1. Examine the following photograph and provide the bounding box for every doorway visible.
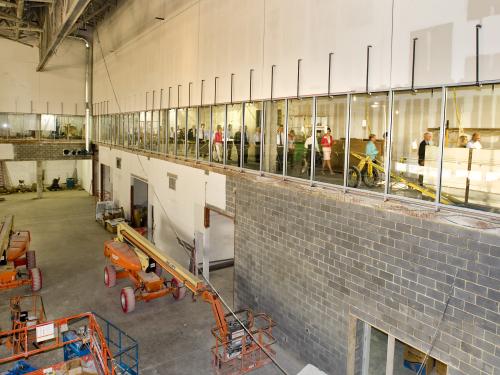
[100,164,112,201]
[130,177,148,232]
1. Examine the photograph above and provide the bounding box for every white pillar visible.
[36,161,43,199]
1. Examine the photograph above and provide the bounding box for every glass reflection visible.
[227,104,244,167]
[167,109,176,156]
[390,89,441,202]
[441,85,500,213]
[286,98,313,179]
[211,105,225,164]
[243,102,262,171]
[187,108,198,159]
[314,96,347,185]
[263,100,286,174]
[198,107,211,162]
[176,108,187,157]
[348,93,388,192]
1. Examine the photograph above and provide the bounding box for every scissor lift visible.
[0,312,138,375]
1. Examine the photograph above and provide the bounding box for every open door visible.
[130,177,148,233]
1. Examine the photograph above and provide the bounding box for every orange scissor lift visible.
[104,222,276,374]
[0,312,117,375]
[0,215,42,292]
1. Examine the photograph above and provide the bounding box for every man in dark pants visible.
[418,132,432,186]
[234,129,249,167]
[276,125,285,172]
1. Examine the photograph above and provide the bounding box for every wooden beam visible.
[0,0,16,8]
[0,33,34,46]
[0,25,41,31]
[37,0,91,71]
[15,0,24,39]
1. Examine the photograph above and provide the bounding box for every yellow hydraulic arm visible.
[116,222,229,336]
[116,222,205,295]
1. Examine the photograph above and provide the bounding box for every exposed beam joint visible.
[0,0,16,8]
[0,25,41,31]
[37,0,91,71]
[15,0,24,39]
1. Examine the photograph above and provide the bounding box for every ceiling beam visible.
[37,0,91,71]
[15,0,24,39]
[0,10,18,21]
[0,25,41,31]
[0,0,16,7]
[0,32,34,46]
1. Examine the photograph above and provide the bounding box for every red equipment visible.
[0,312,116,374]
[0,215,42,292]
[104,222,277,374]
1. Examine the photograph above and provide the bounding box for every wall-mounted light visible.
[2,123,8,128]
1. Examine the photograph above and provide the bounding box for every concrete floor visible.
[0,190,304,374]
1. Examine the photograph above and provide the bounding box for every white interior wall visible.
[0,38,86,115]
[93,0,500,113]
[4,159,91,190]
[98,147,227,266]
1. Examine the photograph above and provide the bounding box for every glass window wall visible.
[159,110,167,153]
[167,109,176,156]
[263,100,286,174]
[390,89,442,202]
[187,108,198,159]
[243,102,263,171]
[227,104,244,167]
[176,108,187,157]
[198,107,211,162]
[152,110,159,152]
[286,98,313,179]
[348,93,389,192]
[441,84,500,213]
[314,95,347,185]
[212,105,225,164]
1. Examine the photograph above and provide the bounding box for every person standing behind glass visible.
[227,124,234,161]
[320,127,335,175]
[287,129,296,171]
[466,132,482,149]
[253,127,261,164]
[199,123,207,157]
[213,125,223,162]
[418,132,432,186]
[234,128,249,167]
[188,124,196,155]
[457,135,468,148]
[365,133,379,161]
[302,131,319,175]
[276,125,285,172]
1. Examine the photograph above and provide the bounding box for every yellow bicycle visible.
[348,152,382,188]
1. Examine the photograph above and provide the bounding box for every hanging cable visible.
[415,268,458,375]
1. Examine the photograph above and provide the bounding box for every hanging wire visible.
[415,268,458,375]
[95,28,290,375]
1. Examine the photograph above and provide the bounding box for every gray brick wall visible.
[11,142,91,161]
[228,174,500,375]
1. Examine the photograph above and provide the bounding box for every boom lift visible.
[104,222,276,374]
[0,215,42,292]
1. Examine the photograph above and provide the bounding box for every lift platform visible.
[104,222,276,374]
[0,312,138,375]
[0,215,42,292]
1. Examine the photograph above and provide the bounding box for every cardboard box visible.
[403,345,435,375]
[435,360,447,375]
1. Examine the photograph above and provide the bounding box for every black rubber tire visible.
[362,167,379,188]
[30,268,42,292]
[348,166,361,188]
[171,278,186,300]
[120,287,135,313]
[26,250,36,270]
[104,265,116,288]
